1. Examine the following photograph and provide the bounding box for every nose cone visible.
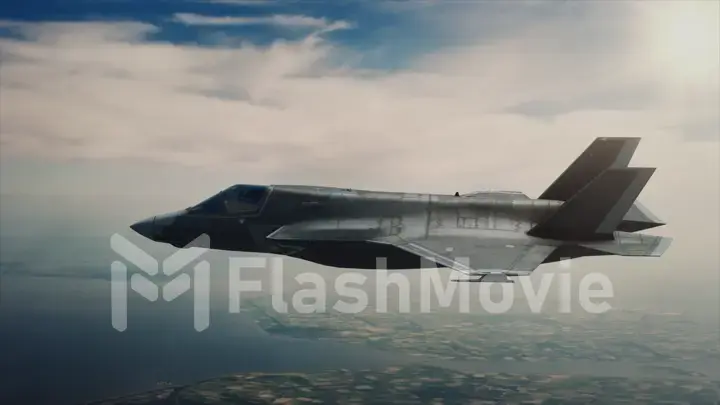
[154,210,183,227]
[130,216,156,240]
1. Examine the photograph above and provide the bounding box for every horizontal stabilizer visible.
[539,137,640,201]
[580,233,672,257]
[617,201,665,232]
[528,167,656,240]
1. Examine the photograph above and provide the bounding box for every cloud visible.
[0,20,157,43]
[172,12,352,32]
[0,2,716,192]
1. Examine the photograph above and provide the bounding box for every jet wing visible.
[385,237,556,275]
[267,219,556,275]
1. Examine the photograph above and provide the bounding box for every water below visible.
[1,274,718,405]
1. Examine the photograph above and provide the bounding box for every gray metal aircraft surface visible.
[131,137,671,282]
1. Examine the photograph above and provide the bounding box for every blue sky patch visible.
[0,0,453,68]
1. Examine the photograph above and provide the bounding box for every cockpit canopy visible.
[189,184,270,216]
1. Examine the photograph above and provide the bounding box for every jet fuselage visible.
[134,185,563,269]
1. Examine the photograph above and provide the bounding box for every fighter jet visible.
[131,137,671,282]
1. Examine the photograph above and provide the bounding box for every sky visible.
[0,0,719,304]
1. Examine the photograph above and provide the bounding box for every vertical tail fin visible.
[528,167,656,240]
[539,137,640,201]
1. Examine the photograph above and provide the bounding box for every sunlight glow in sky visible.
[640,0,720,86]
